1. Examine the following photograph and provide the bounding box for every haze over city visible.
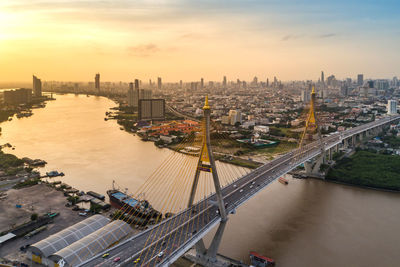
[1,0,400,82]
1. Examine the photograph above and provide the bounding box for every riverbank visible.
[326,150,400,191]
[0,95,54,124]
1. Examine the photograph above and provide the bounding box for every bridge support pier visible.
[304,150,325,178]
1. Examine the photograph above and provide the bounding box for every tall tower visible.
[357,74,364,86]
[32,75,42,97]
[222,76,227,88]
[157,77,162,90]
[135,79,140,107]
[321,71,325,84]
[95,73,100,93]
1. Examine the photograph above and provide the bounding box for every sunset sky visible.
[0,0,399,82]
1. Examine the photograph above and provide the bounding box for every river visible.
[1,94,399,266]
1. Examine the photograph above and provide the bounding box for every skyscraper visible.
[321,71,325,84]
[252,76,258,86]
[95,73,100,92]
[32,75,42,97]
[357,74,364,86]
[223,76,227,88]
[266,78,269,87]
[157,77,162,90]
[200,78,204,89]
[127,82,135,107]
[387,100,397,115]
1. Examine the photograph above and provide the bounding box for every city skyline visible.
[1,0,400,82]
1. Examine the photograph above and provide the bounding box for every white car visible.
[239,189,243,193]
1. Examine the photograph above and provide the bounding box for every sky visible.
[0,0,399,83]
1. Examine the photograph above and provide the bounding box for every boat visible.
[250,251,275,266]
[46,171,65,177]
[87,191,105,200]
[278,177,288,185]
[107,181,161,219]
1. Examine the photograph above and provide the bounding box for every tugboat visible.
[250,251,275,266]
[107,181,162,219]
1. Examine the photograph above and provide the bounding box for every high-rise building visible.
[138,99,165,121]
[327,75,335,86]
[387,100,397,115]
[266,78,269,87]
[200,78,204,89]
[357,74,364,86]
[252,76,258,86]
[127,83,135,107]
[228,110,242,125]
[179,80,183,89]
[393,77,398,87]
[223,76,227,88]
[4,88,32,105]
[95,73,100,92]
[32,75,42,97]
[157,77,162,90]
[340,85,349,97]
[321,71,325,84]
[139,89,152,99]
[376,80,389,90]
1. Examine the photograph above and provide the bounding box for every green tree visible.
[31,213,38,221]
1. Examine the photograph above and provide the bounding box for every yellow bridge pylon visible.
[294,85,326,173]
[299,85,324,148]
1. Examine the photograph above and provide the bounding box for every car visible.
[133,258,141,264]
[102,253,110,258]
[78,212,87,216]
[157,251,165,262]
[233,184,237,188]
[239,189,243,193]
[161,241,167,247]
[250,185,253,188]
[113,257,121,262]
[251,181,255,185]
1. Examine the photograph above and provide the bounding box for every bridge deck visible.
[78,115,400,267]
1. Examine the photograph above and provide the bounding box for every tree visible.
[31,213,38,221]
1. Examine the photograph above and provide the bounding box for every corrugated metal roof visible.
[29,215,109,257]
[49,220,132,266]
[0,232,16,244]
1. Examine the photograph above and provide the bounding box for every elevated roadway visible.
[79,115,400,267]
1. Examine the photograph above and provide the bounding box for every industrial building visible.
[26,215,132,267]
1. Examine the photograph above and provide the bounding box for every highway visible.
[78,115,400,267]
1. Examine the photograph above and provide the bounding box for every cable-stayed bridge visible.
[77,94,400,267]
